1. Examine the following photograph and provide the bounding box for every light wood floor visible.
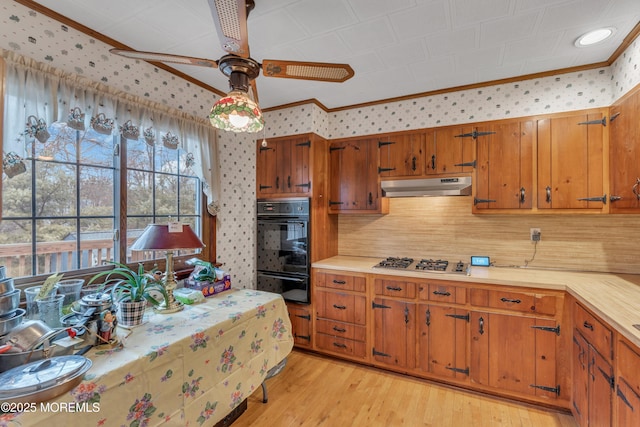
[235,350,578,427]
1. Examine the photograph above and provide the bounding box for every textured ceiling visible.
[30,0,640,110]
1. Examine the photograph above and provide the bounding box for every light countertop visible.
[312,255,640,349]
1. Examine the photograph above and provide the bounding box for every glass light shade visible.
[209,90,264,133]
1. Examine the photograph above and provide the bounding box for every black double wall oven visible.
[256,198,310,304]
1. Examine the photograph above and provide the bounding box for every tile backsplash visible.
[2,2,640,285]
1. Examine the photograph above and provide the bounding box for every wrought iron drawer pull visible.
[332,326,346,333]
[333,342,347,349]
[386,286,403,291]
[333,304,347,310]
[583,321,594,331]
[332,280,346,285]
[433,290,451,296]
[500,297,521,304]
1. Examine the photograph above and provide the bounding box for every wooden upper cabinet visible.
[424,125,476,175]
[328,138,387,214]
[474,120,534,211]
[256,135,311,197]
[610,88,640,212]
[378,132,425,177]
[537,110,606,211]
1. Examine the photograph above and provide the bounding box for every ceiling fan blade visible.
[261,59,354,83]
[110,48,219,68]
[208,0,251,58]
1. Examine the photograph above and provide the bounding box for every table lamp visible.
[130,223,204,313]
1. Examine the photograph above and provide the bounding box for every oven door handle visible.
[257,220,307,227]
[258,272,307,282]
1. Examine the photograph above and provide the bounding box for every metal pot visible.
[0,289,21,317]
[1,319,53,352]
[64,292,117,346]
[0,342,74,372]
[0,355,92,403]
[0,308,25,336]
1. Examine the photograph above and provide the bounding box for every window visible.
[0,55,218,282]
[0,122,202,279]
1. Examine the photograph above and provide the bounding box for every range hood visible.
[381,176,472,197]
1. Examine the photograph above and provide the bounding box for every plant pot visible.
[116,300,147,327]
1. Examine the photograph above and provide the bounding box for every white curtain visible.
[1,50,221,214]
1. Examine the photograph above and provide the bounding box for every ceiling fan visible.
[110,0,355,132]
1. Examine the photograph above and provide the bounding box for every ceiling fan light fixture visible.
[575,27,616,47]
[209,90,264,133]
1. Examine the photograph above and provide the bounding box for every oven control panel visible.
[257,198,309,217]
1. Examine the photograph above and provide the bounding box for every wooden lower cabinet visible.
[470,312,560,400]
[314,271,368,361]
[572,331,613,427]
[285,301,312,348]
[372,297,416,370]
[616,337,640,426]
[417,304,468,380]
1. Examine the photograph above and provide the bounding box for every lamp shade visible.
[209,90,264,133]
[130,224,204,251]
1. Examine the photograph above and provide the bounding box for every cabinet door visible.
[609,89,640,211]
[425,126,475,175]
[537,112,605,210]
[589,346,613,427]
[287,137,311,194]
[256,136,311,197]
[474,120,534,210]
[617,379,640,427]
[379,133,425,177]
[286,302,311,348]
[329,139,380,212]
[372,298,415,370]
[257,143,278,195]
[573,333,589,426]
[417,304,468,380]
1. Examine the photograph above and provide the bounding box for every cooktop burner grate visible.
[374,257,414,269]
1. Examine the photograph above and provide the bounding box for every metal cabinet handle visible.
[368,192,373,206]
[500,297,521,304]
[386,286,403,292]
[520,187,526,204]
[633,178,640,200]
[431,155,436,170]
[545,186,551,203]
[583,321,594,331]
[433,290,451,296]
[332,326,346,333]
[333,304,347,310]
[425,309,431,326]
[577,194,607,204]
[478,316,485,335]
[332,280,346,285]
[276,176,280,189]
[333,342,347,349]
[411,156,417,171]
[287,175,291,189]
[404,306,410,324]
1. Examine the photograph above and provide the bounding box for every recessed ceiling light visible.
[575,27,616,47]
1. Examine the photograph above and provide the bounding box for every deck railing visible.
[0,238,153,278]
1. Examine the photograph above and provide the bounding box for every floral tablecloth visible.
[2,289,293,427]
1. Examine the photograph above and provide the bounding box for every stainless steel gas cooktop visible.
[373,257,469,274]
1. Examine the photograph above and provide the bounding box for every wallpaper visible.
[1,1,640,287]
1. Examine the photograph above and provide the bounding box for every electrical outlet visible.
[530,228,541,242]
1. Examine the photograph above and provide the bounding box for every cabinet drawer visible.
[374,279,417,299]
[470,288,556,315]
[418,282,467,305]
[316,333,366,358]
[574,303,613,361]
[317,273,365,292]
[316,291,366,325]
[316,319,366,342]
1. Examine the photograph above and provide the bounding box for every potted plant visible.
[88,263,168,327]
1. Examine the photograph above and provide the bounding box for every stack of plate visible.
[0,266,26,344]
